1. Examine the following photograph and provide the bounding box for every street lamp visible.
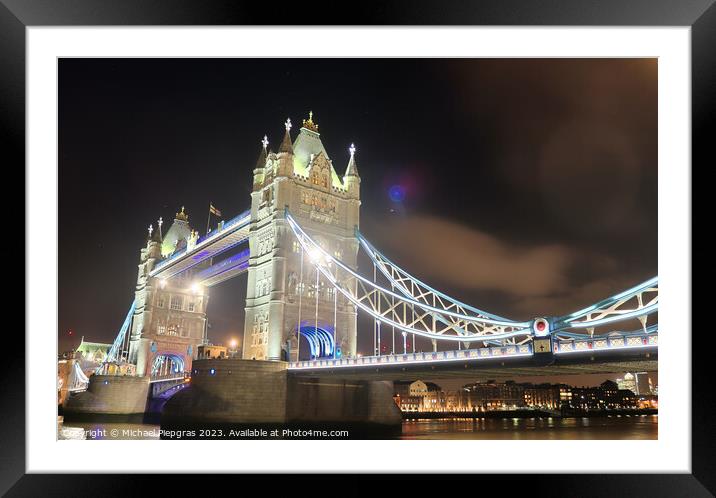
[229,338,238,358]
[307,246,326,265]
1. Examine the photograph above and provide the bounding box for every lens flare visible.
[388,185,406,203]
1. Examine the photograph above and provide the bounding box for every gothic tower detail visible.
[243,112,361,361]
[127,209,209,376]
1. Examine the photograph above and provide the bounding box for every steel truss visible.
[287,210,658,347]
[97,300,136,373]
[553,277,658,338]
[287,211,532,344]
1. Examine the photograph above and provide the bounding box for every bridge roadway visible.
[149,210,251,281]
[286,333,658,381]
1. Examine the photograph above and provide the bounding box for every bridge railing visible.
[194,248,250,281]
[289,343,534,370]
[196,209,250,245]
[288,330,658,370]
[151,209,251,275]
[553,332,658,354]
[149,372,191,384]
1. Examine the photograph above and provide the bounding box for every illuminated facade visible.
[616,372,637,394]
[197,344,228,359]
[74,337,111,365]
[243,113,360,361]
[463,380,525,410]
[127,210,209,376]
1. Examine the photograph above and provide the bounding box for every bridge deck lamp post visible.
[229,339,238,358]
[296,245,304,363]
[308,246,326,360]
[315,263,319,359]
[333,283,338,360]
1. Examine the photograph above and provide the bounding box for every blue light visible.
[298,325,335,359]
[389,185,406,203]
[209,368,216,375]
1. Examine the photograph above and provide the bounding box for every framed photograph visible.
[5,0,710,493]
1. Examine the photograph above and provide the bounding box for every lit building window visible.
[293,241,301,253]
[156,297,165,308]
[170,296,183,310]
[187,301,195,312]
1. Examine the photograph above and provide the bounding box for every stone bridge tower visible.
[127,209,209,376]
[243,113,361,361]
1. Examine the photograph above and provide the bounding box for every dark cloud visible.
[370,215,576,297]
[367,214,641,318]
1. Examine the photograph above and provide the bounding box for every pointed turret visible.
[278,118,293,154]
[343,143,361,199]
[145,223,162,260]
[255,135,269,168]
[252,135,269,188]
[151,226,162,243]
[344,143,360,178]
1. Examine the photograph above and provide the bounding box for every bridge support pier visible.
[162,359,402,428]
[64,375,150,416]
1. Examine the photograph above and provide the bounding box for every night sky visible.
[58,58,657,387]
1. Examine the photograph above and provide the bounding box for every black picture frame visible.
[3,0,709,494]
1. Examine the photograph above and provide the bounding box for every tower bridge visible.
[64,112,658,426]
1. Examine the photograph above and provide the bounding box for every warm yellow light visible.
[191,282,202,294]
[307,246,325,264]
[229,339,238,348]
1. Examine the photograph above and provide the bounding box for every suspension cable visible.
[297,245,304,361]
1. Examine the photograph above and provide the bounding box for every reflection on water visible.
[401,415,658,440]
[60,415,656,440]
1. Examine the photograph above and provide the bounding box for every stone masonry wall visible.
[64,375,150,415]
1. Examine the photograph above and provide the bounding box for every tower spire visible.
[278,118,293,154]
[255,135,268,168]
[148,223,161,243]
[301,110,319,133]
[175,206,189,222]
[344,143,359,178]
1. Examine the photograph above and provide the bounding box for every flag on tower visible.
[209,203,222,217]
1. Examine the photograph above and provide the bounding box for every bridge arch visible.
[298,325,335,360]
[150,353,186,378]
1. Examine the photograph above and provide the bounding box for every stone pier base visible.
[64,375,150,416]
[162,359,402,428]
[287,377,402,426]
[162,359,288,424]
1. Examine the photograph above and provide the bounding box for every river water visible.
[60,414,657,440]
